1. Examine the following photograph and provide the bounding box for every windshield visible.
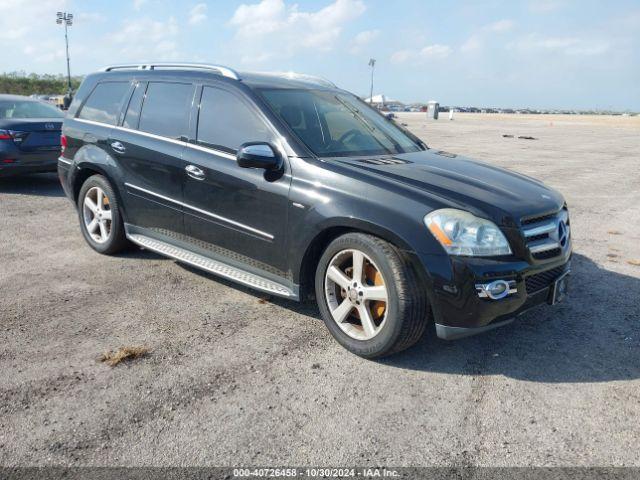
[0,100,64,119]
[260,89,422,157]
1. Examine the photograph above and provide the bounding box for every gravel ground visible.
[0,113,638,467]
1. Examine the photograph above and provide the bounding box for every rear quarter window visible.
[138,82,194,140]
[77,81,130,125]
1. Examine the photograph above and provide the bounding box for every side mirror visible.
[237,142,283,170]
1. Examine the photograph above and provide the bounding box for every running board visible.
[127,233,296,298]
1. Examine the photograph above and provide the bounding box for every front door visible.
[181,85,291,279]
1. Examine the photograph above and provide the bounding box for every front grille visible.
[525,265,566,294]
[533,248,562,260]
[522,212,556,225]
[521,207,570,261]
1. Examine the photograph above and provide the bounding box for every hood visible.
[331,149,564,226]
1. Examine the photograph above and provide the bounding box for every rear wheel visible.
[77,175,128,255]
[315,233,429,358]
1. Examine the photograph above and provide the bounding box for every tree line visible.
[0,72,83,96]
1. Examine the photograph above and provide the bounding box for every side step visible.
[127,234,296,298]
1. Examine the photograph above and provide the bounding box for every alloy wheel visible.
[82,186,113,244]
[324,249,389,341]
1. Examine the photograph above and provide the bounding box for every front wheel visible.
[315,233,429,358]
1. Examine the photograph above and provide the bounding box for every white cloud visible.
[459,19,514,54]
[189,3,208,25]
[460,35,482,53]
[108,17,180,60]
[390,50,412,64]
[229,0,366,63]
[76,12,106,23]
[349,29,380,54]
[0,0,67,41]
[485,19,515,32]
[529,0,565,13]
[508,34,610,56]
[390,44,452,64]
[133,0,147,11]
[0,0,72,69]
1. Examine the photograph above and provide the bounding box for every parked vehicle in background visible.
[0,94,64,176]
[58,63,572,358]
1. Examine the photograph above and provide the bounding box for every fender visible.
[68,144,128,221]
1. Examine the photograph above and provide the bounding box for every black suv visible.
[58,63,571,358]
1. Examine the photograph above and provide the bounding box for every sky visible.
[1,0,639,110]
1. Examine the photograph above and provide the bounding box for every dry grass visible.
[100,346,150,367]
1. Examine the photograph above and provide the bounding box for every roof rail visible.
[100,63,240,80]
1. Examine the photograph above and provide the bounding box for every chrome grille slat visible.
[528,240,561,253]
[521,208,570,261]
[523,221,557,237]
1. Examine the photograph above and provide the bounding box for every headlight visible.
[424,208,512,256]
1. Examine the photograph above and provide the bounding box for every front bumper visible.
[414,248,572,340]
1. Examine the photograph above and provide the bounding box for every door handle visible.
[111,141,126,154]
[185,164,205,180]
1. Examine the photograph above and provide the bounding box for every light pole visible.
[368,58,376,105]
[56,11,74,101]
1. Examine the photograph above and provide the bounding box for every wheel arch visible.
[71,164,129,224]
[296,218,428,301]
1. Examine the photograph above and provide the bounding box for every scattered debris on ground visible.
[502,134,514,138]
[608,230,623,235]
[518,135,537,140]
[100,346,150,366]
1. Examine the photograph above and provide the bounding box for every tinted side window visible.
[77,82,130,125]
[197,86,271,153]
[122,82,146,129]
[138,82,193,139]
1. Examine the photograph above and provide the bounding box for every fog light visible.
[475,280,517,300]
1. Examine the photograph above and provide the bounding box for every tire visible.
[315,233,429,358]
[77,174,128,255]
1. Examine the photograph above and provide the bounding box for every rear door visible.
[111,81,195,238]
[181,84,292,277]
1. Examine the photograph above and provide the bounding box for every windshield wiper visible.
[334,97,403,154]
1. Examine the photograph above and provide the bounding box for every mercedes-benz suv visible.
[58,63,572,358]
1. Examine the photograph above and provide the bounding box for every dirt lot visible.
[1,113,639,467]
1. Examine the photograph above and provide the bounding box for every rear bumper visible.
[57,157,74,200]
[414,249,572,339]
[0,149,60,176]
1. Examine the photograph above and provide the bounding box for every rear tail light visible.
[2,158,17,164]
[0,129,28,143]
[61,134,68,153]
